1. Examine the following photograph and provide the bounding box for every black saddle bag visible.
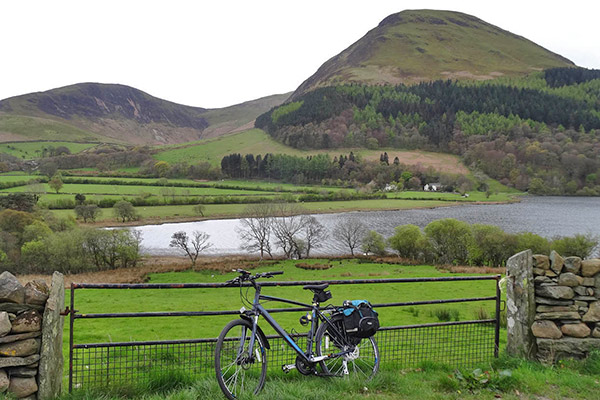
[341,300,380,338]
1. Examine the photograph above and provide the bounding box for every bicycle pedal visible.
[282,364,296,373]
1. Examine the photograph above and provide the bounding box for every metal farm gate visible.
[68,275,502,392]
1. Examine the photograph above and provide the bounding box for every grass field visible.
[152,129,472,176]
[0,141,97,159]
[60,260,600,400]
[0,172,520,224]
[153,129,309,165]
[2,183,278,196]
[58,357,600,400]
[49,199,455,223]
[67,261,499,344]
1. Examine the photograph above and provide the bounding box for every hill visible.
[0,83,289,145]
[153,128,469,175]
[291,9,573,99]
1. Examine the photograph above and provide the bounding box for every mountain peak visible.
[291,9,574,99]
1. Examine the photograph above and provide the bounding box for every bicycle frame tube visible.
[246,283,349,364]
[246,285,318,363]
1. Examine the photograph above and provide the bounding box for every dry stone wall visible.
[0,271,64,399]
[530,251,600,363]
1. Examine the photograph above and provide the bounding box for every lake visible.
[133,196,600,256]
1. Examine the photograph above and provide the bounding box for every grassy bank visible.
[58,355,600,400]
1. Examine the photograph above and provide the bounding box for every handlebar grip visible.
[269,271,284,276]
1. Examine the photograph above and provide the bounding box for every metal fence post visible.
[494,275,501,358]
[69,283,75,393]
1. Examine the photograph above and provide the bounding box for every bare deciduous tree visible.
[169,230,212,266]
[302,215,326,258]
[272,203,306,259]
[237,204,274,260]
[332,218,366,256]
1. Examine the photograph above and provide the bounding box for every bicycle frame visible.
[244,282,348,364]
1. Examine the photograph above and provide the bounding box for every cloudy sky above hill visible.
[2,0,599,108]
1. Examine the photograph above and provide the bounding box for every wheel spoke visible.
[216,320,267,400]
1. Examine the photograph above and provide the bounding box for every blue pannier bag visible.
[342,300,379,338]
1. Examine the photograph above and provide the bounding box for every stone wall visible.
[0,271,64,399]
[529,251,600,363]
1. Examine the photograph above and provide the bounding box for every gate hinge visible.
[60,307,75,316]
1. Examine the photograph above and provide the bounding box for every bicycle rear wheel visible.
[314,316,379,380]
[215,319,267,399]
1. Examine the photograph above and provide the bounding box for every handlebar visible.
[226,269,284,285]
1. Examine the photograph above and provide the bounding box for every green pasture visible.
[58,357,600,400]
[152,129,472,176]
[58,176,340,193]
[49,198,453,222]
[153,129,307,166]
[0,114,110,142]
[66,261,501,345]
[0,174,40,182]
[1,182,277,196]
[0,141,96,159]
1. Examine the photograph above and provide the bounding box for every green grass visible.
[0,141,97,159]
[68,262,498,344]
[298,9,572,93]
[49,199,454,222]
[60,261,600,400]
[58,357,600,400]
[153,129,311,166]
[0,114,111,142]
[1,183,277,196]
[0,174,40,182]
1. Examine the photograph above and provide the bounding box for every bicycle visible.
[214,269,380,399]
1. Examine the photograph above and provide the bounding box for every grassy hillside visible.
[0,141,98,159]
[153,128,470,175]
[0,84,287,145]
[0,113,115,143]
[292,9,573,98]
[200,93,291,138]
[153,129,308,165]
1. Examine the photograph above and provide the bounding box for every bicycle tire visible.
[215,319,267,399]
[314,315,379,380]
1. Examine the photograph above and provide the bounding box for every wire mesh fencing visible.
[71,321,496,390]
[69,276,501,392]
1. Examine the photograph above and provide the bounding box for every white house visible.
[424,182,442,191]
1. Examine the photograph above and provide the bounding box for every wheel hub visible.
[345,346,360,362]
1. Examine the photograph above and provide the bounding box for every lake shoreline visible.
[90,197,522,228]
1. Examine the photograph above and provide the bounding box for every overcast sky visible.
[1,1,599,108]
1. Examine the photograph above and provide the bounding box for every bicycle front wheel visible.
[215,319,267,400]
[315,316,379,380]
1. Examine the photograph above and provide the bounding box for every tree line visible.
[235,205,598,266]
[255,69,600,195]
[220,152,475,191]
[0,194,141,273]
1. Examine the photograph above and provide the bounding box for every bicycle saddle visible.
[303,283,329,292]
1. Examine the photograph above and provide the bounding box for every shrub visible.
[469,224,517,267]
[113,200,138,222]
[551,233,599,258]
[425,219,473,265]
[361,230,386,256]
[75,204,102,223]
[514,232,551,255]
[388,224,425,260]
